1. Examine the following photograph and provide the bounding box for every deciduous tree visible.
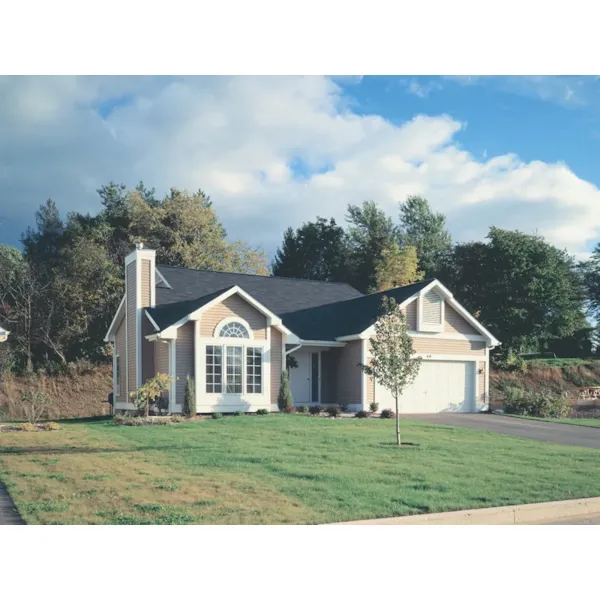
[359,297,421,445]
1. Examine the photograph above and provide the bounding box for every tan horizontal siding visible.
[366,372,374,407]
[403,300,417,329]
[271,328,282,405]
[411,337,486,356]
[336,340,363,406]
[141,315,155,383]
[200,294,267,339]
[115,320,127,403]
[176,322,195,406]
[445,304,478,336]
[154,340,170,404]
[126,261,136,393]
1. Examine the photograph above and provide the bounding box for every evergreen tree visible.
[183,375,196,417]
[277,370,294,411]
[397,196,452,277]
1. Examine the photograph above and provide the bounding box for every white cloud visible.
[446,75,588,107]
[407,79,443,98]
[0,75,599,259]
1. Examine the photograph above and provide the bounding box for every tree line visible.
[1,184,600,375]
[0,183,268,373]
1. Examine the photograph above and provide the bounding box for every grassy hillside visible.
[490,359,600,407]
[0,364,112,421]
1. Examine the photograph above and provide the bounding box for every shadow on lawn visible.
[0,445,199,456]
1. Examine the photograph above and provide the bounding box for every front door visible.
[310,352,320,403]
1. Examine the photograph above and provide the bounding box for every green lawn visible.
[1,414,600,525]
[503,414,600,428]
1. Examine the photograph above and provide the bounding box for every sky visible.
[1,75,600,261]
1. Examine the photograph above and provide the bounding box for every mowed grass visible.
[1,415,600,524]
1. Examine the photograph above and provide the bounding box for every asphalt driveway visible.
[409,413,600,450]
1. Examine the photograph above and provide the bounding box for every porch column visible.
[194,318,201,414]
[169,338,177,413]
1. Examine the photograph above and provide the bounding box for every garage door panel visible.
[374,360,475,413]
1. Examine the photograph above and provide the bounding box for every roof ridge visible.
[156,263,363,290]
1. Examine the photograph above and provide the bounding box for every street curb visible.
[329,497,600,525]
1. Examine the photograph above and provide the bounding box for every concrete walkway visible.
[409,413,600,449]
[0,481,25,525]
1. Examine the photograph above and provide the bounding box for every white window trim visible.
[214,316,253,340]
[201,339,269,398]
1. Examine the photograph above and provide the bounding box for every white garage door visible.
[374,360,476,413]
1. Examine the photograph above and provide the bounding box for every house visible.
[104,244,500,414]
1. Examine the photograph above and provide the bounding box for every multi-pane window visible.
[205,345,223,393]
[226,346,243,393]
[219,322,250,339]
[206,344,262,395]
[246,347,262,394]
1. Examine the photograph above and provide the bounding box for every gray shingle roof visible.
[155,265,363,315]
[147,287,234,331]
[281,279,434,340]
[147,265,434,341]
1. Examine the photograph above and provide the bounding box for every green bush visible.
[369,402,379,413]
[325,405,341,417]
[309,405,323,415]
[380,409,395,419]
[233,411,244,417]
[341,404,349,413]
[183,375,196,417]
[355,410,369,419]
[256,409,268,416]
[503,388,572,418]
[283,406,296,414]
[211,412,222,420]
[277,370,294,411]
[296,405,308,414]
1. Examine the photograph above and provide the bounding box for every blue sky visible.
[1,75,599,259]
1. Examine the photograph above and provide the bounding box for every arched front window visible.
[219,321,250,339]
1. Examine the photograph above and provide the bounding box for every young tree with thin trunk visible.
[359,296,421,445]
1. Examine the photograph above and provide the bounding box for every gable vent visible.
[422,291,442,325]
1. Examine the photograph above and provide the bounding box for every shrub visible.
[325,405,341,417]
[211,412,222,419]
[41,422,60,431]
[233,411,244,417]
[183,375,196,417]
[341,404,349,413]
[297,405,309,414]
[20,422,38,432]
[19,391,53,424]
[380,409,395,419]
[283,406,296,414]
[170,415,185,423]
[256,409,268,416]
[503,388,571,418]
[369,402,379,413]
[355,410,369,419]
[130,373,171,418]
[277,370,294,411]
[309,405,322,415]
